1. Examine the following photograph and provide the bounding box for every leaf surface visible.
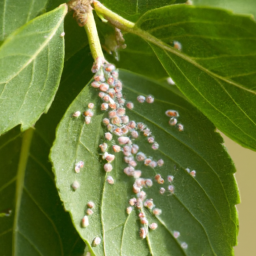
[51,69,239,256]
[193,0,256,18]
[0,4,67,136]
[102,0,187,21]
[0,127,85,256]
[0,46,94,256]
[102,32,168,80]
[0,0,48,41]
[133,5,256,150]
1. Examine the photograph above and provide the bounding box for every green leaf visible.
[0,46,94,256]
[35,46,94,144]
[0,127,85,256]
[51,69,239,256]
[46,0,89,61]
[63,12,88,61]
[193,0,256,18]
[0,4,67,136]
[102,0,187,21]
[102,33,168,80]
[54,0,188,63]
[134,5,256,150]
[0,0,48,41]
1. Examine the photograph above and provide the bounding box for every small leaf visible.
[51,69,239,255]
[0,0,48,40]
[134,5,256,150]
[0,4,67,136]
[0,127,85,256]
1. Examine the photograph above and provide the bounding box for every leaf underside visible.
[133,5,256,150]
[51,69,239,256]
[0,126,85,256]
[0,45,92,256]
[0,27,93,256]
[0,5,66,136]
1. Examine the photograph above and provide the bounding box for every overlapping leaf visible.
[0,4,67,136]
[91,0,189,76]
[0,0,48,41]
[46,0,89,60]
[51,69,239,256]
[0,46,95,256]
[101,32,168,80]
[194,0,256,18]
[131,5,256,150]
[0,127,85,256]
[102,0,187,21]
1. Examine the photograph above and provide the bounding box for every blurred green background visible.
[223,134,256,255]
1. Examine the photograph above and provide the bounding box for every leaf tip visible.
[59,3,69,15]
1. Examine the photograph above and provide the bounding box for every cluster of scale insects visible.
[71,57,196,249]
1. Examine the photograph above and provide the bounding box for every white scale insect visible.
[72,58,191,243]
[93,237,101,246]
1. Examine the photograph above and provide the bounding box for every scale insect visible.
[68,56,193,245]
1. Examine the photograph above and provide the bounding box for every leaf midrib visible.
[9,128,65,256]
[162,49,256,143]
[130,27,256,97]
[12,128,34,256]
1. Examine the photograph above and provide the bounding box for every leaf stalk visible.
[84,10,104,60]
[93,0,135,30]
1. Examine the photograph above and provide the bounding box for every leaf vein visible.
[26,0,35,22]
[0,228,12,238]
[214,77,256,127]
[162,48,256,142]
[29,153,54,180]
[143,20,255,37]
[17,60,36,115]
[2,9,65,85]
[120,214,131,256]
[129,108,232,237]
[0,177,17,194]
[0,132,22,151]
[160,34,256,41]
[227,70,256,79]
[79,140,97,157]
[18,230,44,256]
[192,54,256,61]
[155,216,187,256]
[31,44,50,109]
[133,28,256,96]
[23,187,64,256]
